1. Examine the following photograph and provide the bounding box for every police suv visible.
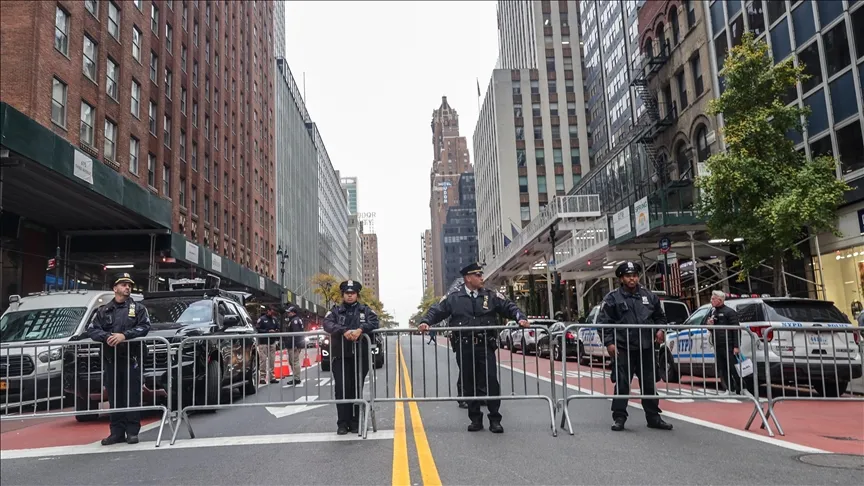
[658,295,862,396]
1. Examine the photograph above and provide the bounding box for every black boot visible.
[337,425,349,435]
[647,418,673,430]
[467,420,484,432]
[126,435,139,444]
[457,401,468,409]
[101,435,125,446]
[611,417,626,432]
[488,420,504,434]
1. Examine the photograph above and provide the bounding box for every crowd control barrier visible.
[371,326,559,437]
[169,331,374,444]
[745,325,864,436]
[0,336,175,446]
[557,323,775,436]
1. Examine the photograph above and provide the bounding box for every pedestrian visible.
[427,328,437,345]
[256,306,280,385]
[86,273,151,445]
[418,262,528,433]
[707,290,742,395]
[283,306,305,385]
[323,280,380,435]
[598,261,673,432]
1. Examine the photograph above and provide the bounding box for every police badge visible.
[482,295,489,310]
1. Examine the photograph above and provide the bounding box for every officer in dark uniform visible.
[86,273,151,445]
[598,261,673,432]
[418,262,528,433]
[322,280,380,435]
[282,306,305,385]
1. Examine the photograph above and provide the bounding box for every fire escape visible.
[630,42,675,188]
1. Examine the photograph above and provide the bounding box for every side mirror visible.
[223,314,241,328]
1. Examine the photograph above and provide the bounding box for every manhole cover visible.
[797,454,864,470]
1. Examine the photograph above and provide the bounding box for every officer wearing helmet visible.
[322,280,379,435]
[87,273,151,445]
[598,261,673,432]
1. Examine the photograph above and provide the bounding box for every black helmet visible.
[615,261,641,278]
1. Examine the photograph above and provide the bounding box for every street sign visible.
[659,237,672,254]
[46,258,56,271]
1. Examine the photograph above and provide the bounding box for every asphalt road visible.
[1,333,862,485]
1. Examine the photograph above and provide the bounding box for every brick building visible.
[0,0,282,306]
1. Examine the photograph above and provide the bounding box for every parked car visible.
[658,296,862,396]
[509,318,558,355]
[64,288,259,419]
[536,322,581,361]
[319,333,385,372]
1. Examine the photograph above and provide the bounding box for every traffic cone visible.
[273,352,291,379]
[302,353,311,368]
[315,342,322,363]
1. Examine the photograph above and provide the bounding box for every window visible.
[520,205,530,221]
[532,103,541,116]
[150,52,158,83]
[204,154,210,180]
[192,102,198,126]
[193,61,198,85]
[684,0,696,28]
[565,80,574,93]
[553,148,563,164]
[204,195,210,222]
[179,130,186,160]
[192,142,198,170]
[84,0,97,16]
[51,77,67,126]
[766,0,786,25]
[191,186,197,214]
[518,175,528,192]
[530,80,539,94]
[193,21,199,46]
[550,102,559,116]
[516,149,526,167]
[107,2,120,39]
[134,0,141,10]
[513,103,522,117]
[690,54,703,96]
[214,203,219,228]
[823,20,850,77]
[837,121,864,176]
[670,7,680,45]
[555,174,565,191]
[213,163,219,186]
[204,115,210,139]
[535,148,545,164]
[180,87,187,114]
[798,41,821,93]
[104,119,117,160]
[182,3,187,28]
[166,24,173,52]
[165,69,172,98]
[148,100,157,134]
[105,58,119,100]
[147,154,156,187]
[546,56,555,71]
[129,137,140,174]
[181,45,187,72]
[567,102,576,116]
[132,27,142,62]
[179,177,186,206]
[162,165,171,196]
[534,126,543,139]
[54,7,69,55]
[164,115,171,147]
[676,70,688,108]
[151,3,159,33]
[695,125,710,162]
[82,36,98,81]
[131,81,141,117]
[205,39,210,63]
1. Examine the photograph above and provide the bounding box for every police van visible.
[576,293,691,364]
[658,295,862,396]
[0,290,143,410]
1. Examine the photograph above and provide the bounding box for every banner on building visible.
[612,207,632,240]
[634,196,650,236]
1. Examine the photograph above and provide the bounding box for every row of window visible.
[516,148,580,167]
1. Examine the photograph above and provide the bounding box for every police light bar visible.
[725,293,770,299]
[527,315,549,319]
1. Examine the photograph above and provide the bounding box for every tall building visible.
[429,96,472,296]
[340,176,358,215]
[347,214,364,280]
[441,173,480,287]
[421,229,433,294]
[362,232,380,300]
[703,0,864,321]
[273,0,286,59]
[275,58,319,304]
[314,126,349,280]
[474,0,592,263]
[0,0,282,305]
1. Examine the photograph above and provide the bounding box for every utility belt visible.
[458,334,498,346]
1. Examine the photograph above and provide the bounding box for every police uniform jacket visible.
[87,298,152,361]
[708,304,740,349]
[597,286,667,350]
[323,302,379,358]
[420,287,527,341]
[282,315,306,349]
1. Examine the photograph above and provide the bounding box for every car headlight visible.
[38,348,63,363]
[323,339,330,345]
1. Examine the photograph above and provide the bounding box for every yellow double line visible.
[392,341,441,486]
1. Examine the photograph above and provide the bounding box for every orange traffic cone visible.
[302,353,311,368]
[273,352,291,379]
[315,343,322,363]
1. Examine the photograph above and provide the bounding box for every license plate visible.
[0,380,6,391]
[807,334,828,345]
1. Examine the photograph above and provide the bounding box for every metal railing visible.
[371,326,559,437]
[557,324,775,436]
[169,331,375,444]
[0,336,175,447]
[554,218,610,270]
[745,325,864,436]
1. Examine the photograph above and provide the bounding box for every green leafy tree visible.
[311,273,341,309]
[408,289,440,327]
[697,33,848,294]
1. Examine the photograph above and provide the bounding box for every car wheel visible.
[244,353,259,396]
[553,342,562,362]
[375,354,385,369]
[814,380,849,397]
[658,348,679,383]
[74,395,100,422]
[196,359,223,405]
[577,342,588,365]
[320,357,331,372]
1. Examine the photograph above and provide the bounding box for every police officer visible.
[418,262,528,433]
[598,262,673,432]
[323,280,380,435]
[282,306,305,385]
[87,273,151,445]
[256,306,281,384]
[707,291,742,395]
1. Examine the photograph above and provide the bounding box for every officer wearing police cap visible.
[323,280,379,435]
[418,262,528,433]
[87,273,151,445]
[598,261,673,432]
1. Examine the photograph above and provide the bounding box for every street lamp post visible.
[276,245,289,303]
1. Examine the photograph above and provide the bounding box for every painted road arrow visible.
[265,396,327,418]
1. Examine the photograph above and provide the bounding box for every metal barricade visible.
[169,331,375,444]
[372,326,558,436]
[745,325,864,436]
[558,323,774,436]
[0,336,175,447]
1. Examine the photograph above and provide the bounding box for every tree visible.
[696,33,848,295]
[409,289,441,327]
[310,273,341,309]
[359,287,392,322]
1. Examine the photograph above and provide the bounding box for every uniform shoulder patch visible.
[495,291,506,300]
[325,311,332,317]
[439,295,447,303]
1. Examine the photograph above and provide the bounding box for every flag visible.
[511,223,520,240]
[476,78,481,98]
[504,235,511,247]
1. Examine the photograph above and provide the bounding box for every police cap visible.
[340,280,362,293]
[615,261,641,278]
[460,262,484,276]
[286,305,298,314]
[112,272,135,287]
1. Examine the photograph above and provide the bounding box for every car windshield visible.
[0,307,87,342]
[143,298,213,324]
[663,302,690,324]
[764,301,850,324]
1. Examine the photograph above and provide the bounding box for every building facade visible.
[340,176,358,215]
[429,96,472,296]
[347,214,364,280]
[275,57,319,302]
[273,0,285,59]
[314,125,349,281]
[441,173,480,287]
[421,229,433,294]
[361,232,380,299]
[0,0,283,306]
[474,0,592,264]
[703,0,864,321]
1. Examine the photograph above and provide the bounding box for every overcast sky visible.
[284,1,498,324]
